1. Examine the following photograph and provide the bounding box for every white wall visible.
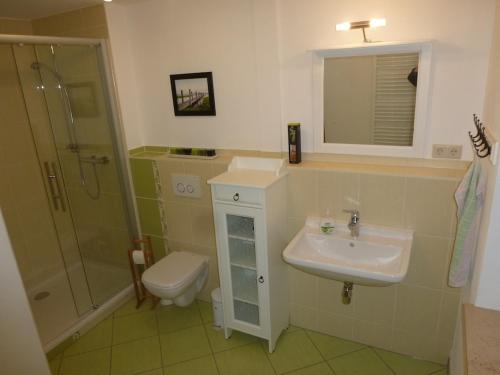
[106,2,144,149]
[278,0,495,158]
[106,0,282,151]
[107,0,495,159]
[0,210,51,375]
[469,0,500,311]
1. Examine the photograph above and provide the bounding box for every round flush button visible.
[186,185,194,193]
[176,183,185,192]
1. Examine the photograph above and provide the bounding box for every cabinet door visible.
[214,203,269,338]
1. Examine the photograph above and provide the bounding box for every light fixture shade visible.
[369,18,386,28]
[335,22,351,31]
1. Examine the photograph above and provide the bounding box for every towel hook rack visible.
[469,114,498,164]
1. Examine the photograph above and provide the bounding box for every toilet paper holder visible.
[128,236,159,309]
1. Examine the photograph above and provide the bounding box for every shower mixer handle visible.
[43,161,67,212]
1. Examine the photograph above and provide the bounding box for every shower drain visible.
[34,291,50,301]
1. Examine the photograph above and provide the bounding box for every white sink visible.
[283,217,413,286]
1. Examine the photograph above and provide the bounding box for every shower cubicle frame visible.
[0,34,141,351]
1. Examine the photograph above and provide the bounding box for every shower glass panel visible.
[0,44,81,344]
[32,44,133,306]
[2,37,137,349]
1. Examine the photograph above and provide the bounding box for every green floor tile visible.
[138,369,164,375]
[288,362,335,375]
[130,158,157,198]
[48,355,61,375]
[64,319,112,356]
[286,325,304,333]
[215,343,275,375]
[328,348,393,375]
[111,336,162,375]
[156,303,202,333]
[137,368,164,375]
[307,330,365,359]
[114,297,155,318]
[374,348,444,375]
[197,300,213,324]
[59,348,110,375]
[113,311,158,344]
[265,330,323,374]
[164,355,219,375]
[430,370,448,375]
[160,325,211,366]
[205,323,258,352]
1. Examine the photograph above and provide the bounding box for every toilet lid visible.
[142,251,208,290]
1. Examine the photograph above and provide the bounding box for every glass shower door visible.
[32,44,134,307]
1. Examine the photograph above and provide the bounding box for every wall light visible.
[335,18,386,43]
[104,0,112,3]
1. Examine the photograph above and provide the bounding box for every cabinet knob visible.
[258,276,264,283]
[233,193,240,201]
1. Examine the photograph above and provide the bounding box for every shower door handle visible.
[43,161,67,212]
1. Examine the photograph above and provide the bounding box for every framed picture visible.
[170,72,216,116]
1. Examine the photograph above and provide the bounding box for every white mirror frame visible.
[312,40,433,158]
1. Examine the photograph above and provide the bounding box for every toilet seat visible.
[142,251,208,292]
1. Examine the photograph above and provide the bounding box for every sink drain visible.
[34,291,50,301]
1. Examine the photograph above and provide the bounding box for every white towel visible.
[448,159,487,287]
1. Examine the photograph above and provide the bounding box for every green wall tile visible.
[149,235,167,260]
[130,158,157,198]
[128,146,145,156]
[136,197,163,237]
[144,146,169,153]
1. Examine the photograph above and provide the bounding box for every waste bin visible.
[211,287,224,328]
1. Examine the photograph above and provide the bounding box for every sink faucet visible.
[343,209,360,238]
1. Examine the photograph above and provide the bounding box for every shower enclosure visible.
[0,35,138,350]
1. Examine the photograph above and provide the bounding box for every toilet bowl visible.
[142,251,209,307]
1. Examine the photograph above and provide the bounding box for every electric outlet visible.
[432,144,462,159]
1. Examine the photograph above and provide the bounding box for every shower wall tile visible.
[32,5,108,39]
[129,149,463,362]
[0,18,33,35]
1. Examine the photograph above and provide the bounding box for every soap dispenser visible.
[320,209,335,234]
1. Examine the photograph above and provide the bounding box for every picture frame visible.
[169,72,216,116]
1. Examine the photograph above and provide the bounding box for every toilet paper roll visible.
[132,250,146,265]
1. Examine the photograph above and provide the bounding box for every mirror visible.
[324,53,419,146]
[312,41,432,158]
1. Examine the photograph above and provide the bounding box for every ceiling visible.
[0,0,103,20]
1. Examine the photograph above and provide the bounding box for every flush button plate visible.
[171,174,202,198]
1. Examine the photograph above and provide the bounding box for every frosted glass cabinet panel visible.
[215,206,267,336]
[209,157,289,353]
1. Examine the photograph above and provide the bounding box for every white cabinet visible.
[208,157,289,352]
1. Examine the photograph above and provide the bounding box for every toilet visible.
[142,251,209,307]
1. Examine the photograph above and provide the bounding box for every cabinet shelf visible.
[233,300,260,326]
[228,234,255,242]
[231,265,258,305]
[231,262,256,271]
[229,237,257,270]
